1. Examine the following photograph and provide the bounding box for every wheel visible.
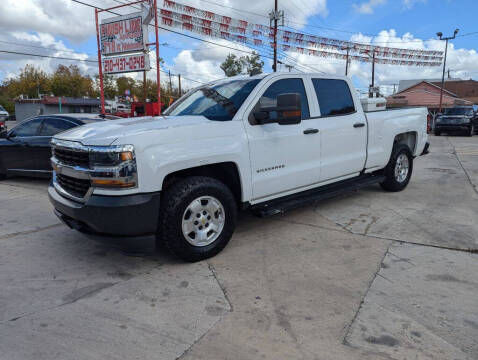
[468,125,474,137]
[158,176,237,262]
[435,131,441,136]
[0,170,6,180]
[380,144,413,192]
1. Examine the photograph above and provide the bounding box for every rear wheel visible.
[435,131,441,136]
[380,144,413,192]
[158,176,237,262]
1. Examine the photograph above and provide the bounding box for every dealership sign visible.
[103,53,151,74]
[100,12,148,56]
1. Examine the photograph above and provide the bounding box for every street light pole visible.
[437,29,459,114]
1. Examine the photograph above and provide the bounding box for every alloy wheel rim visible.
[394,153,409,183]
[181,196,225,247]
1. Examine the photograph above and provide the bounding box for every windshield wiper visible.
[200,87,237,116]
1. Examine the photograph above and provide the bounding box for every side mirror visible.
[253,93,302,125]
[276,93,302,125]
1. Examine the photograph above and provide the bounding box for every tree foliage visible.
[0,60,181,114]
[220,52,264,77]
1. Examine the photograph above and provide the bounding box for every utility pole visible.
[371,50,376,88]
[437,29,459,113]
[344,47,350,76]
[178,74,182,95]
[285,64,294,72]
[143,71,147,103]
[168,70,172,93]
[269,1,283,72]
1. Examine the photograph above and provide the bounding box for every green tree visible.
[242,51,264,76]
[4,64,51,99]
[116,76,137,98]
[95,74,117,99]
[50,65,94,98]
[220,54,243,77]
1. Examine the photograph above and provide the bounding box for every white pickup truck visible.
[48,73,429,261]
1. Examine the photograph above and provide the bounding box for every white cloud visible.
[402,0,426,9]
[353,0,386,14]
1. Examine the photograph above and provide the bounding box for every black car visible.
[0,114,115,179]
[435,106,478,136]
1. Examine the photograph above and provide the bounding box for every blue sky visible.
[0,0,477,92]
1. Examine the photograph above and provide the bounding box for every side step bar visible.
[251,174,386,217]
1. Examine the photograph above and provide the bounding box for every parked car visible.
[48,73,429,261]
[0,105,9,122]
[0,119,6,132]
[0,114,110,179]
[435,106,477,136]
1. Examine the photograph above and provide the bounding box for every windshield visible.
[0,105,5,112]
[443,108,474,116]
[164,78,261,121]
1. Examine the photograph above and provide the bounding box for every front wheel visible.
[158,176,237,262]
[468,125,474,137]
[380,144,413,192]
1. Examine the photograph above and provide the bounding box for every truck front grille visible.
[53,148,89,167]
[57,174,90,198]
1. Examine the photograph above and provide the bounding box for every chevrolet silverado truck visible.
[48,73,429,261]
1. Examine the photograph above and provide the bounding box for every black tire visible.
[435,131,441,136]
[158,176,237,262]
[380,144,413,192]
[0,171,6,180]
[468,125,474,137]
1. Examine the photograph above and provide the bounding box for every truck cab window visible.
[313,79,355,117]
[164,78,261,121]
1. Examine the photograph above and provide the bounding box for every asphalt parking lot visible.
[1,135,477,360]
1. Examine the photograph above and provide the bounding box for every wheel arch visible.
[161,162,244,206]
[393,131,418,155]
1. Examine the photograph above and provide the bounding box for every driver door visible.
[2,118,43,172]
[244,77,322,202]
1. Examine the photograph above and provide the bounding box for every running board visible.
[251,174,386,217]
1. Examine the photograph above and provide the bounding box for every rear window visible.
[312,79,355,117]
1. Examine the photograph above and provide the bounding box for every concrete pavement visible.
[0,135,477,360]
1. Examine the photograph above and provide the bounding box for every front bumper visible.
[435,124,471,132]
[48,184,161,237]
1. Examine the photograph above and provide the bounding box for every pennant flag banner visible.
[162,0,443,66]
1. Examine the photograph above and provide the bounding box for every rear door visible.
[244,76,322,201]
[312,78,367,182]
[2,118,43,172]
[35,117,78,170]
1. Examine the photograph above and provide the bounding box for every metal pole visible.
[438,39,448,114]
[143,70,147,102]
[178,74,181,95]
[153,0,161,115]
[95,8,105,115]
[273,0,278,72]
[371,50,376,88]
[345,48,350,76]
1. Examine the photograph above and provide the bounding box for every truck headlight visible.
[89,145,137,189]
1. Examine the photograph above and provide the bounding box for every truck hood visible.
[55,115,212,146]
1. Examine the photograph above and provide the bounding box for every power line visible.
[0,39,94,56]
[0,50,97,63]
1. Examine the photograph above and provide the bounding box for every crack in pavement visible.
[446,137,478,195]
[343,243,391,346]
[206,261,233,312]
[2,281,120,324]
[0,223,63,240]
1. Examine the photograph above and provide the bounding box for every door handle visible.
[353,123,365,128]
[303,128,319,134]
